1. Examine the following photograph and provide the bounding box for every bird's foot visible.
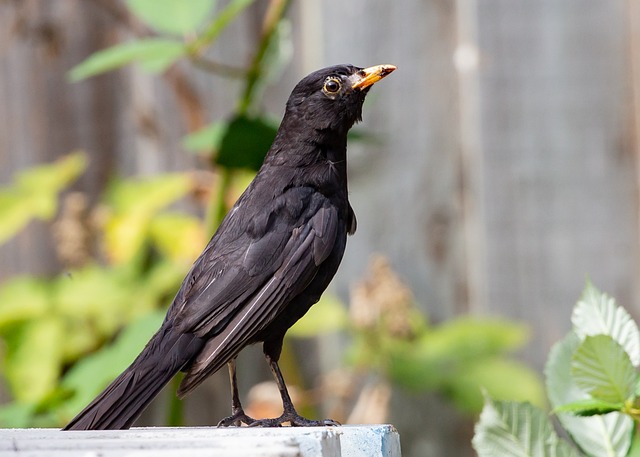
[247,411,340,427]
[217,409,257,427]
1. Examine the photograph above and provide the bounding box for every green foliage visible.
[475,283,640,456]
[126,0,216,35]
[0,152,86,245]
[67,39,186,81]
[289,259,544,416]
[183,115,279,171]
[0,170,196,427]
[216,115,279,171]
[473,396,579,457]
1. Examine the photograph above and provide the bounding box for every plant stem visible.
[236,0,290,115]
[186,0,256,56]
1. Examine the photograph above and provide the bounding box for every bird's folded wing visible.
[176,204,339,392]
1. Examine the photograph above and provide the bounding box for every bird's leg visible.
[248,354,340,427]
[217,359,256,427]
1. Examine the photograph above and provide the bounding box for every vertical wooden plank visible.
[474,0,639,367]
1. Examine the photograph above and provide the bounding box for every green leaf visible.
[571,335,636,404]
[0,276,50,329]
[472,396,579,457]
[4,318,65,403]
[450,357,545,414]
[126,0,215,35]
[182,120,228,153]
[54,264,137,338]
[16,151,87,194]
[412,317,529,363]
[287,295,348,338]
[0,402,36,428]
[572,282,640,366]
[216,115,279,171]
[59,310,165,419]
[103,173,192,263]
[554,399,624,416]
[149,213,206,263]
[0,152,87,244]
[546,332,633,457]
[68,39,185,81]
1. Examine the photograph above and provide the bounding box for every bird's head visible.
[283,64,396,135]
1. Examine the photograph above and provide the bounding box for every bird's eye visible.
[323,78,341,94]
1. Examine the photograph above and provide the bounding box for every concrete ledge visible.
[0,424,401,457]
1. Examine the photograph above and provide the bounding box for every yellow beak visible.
[351,64,397,90]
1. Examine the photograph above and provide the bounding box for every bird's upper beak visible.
[350,64,397,90]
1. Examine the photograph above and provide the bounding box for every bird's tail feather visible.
[63,325,203,430]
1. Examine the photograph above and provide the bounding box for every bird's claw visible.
[217,410,257,427]
[246,412,340,427]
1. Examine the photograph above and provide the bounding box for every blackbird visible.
[64,63,396,430]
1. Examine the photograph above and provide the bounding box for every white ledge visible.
[0,424,401,457]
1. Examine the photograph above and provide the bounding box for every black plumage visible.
[64,63,395,430]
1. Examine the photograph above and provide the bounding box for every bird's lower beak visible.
[351,64,397,90]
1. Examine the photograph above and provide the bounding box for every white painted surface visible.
[0,424,401,457]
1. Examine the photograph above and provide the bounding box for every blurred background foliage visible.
[0,0,545,431]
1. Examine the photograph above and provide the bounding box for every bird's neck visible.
[264,123,350,199]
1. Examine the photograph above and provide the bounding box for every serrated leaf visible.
[571,335,636,404]
[472,396,578,457]
[573,282,640,366]
[126,0,215,35]
[554,399,624,416]
[68,39,185,81]
[546,332,633,457]
[287,295,348,338]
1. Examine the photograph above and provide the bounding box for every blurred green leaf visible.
[103,173,192,263]
[473,396,579,457]
[68,39,185,82]
[0,402,36,428]
[182,120,228,153]
[571,335,636,404]
[0,276,50,330]
[216,115,279,171]
[59,310,166,419]
[54,264,137,338]
[0,152,86,245]
[288,295,348,338]
[451,357,545,414]
[554,399,624,417]
[105,173,191,214]
[16,151,87,194]
[4,318,65,403]
[572,282,640,367]
[149,213,206,263]
[127,0,215,35]
[415,317,529,363]
[546,332,633,457]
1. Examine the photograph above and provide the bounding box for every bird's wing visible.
[176,198,340,394]
[170,188,339,341]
